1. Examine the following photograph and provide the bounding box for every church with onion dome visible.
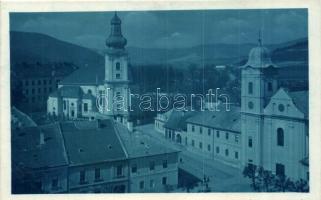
[240,36,309,181]
[47,12,131,124]
[155,35,309,182]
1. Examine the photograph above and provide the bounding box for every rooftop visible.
[12,123,68,170]
[186,106,241,133]
[60,120,127,166]
[114,122,179,158]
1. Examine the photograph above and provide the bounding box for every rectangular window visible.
[235,135,239,143]
[208,129,211,136]
[235,151,239,159]
[192,140,195,147]
[225,132,229,140]
[248,137,253,148]
[192,125,195,132]
[84,103,88,112]
[199,127,202,134]
[162,160,168,169]
[268,82,273,92]
[276,163,285,176]
[95,168,101,181]
[51,178,58,189]
[38,80,41,85]
[199,142,203,149]
[116,73,121,79]
[207,144,211,151]
[149,161,155,171]
[116,165,123,177]
[162,177,167,185]
[43,80,47,85]
[63,100,66,110]
[248,82,253,94]
[225,149,229,156]
[139,181,144,189]
[79,170,86,184]
[216,131,220,138]
[216,146,220,154]
[132,164,137,173]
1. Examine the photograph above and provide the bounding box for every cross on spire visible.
[258,29,262,46]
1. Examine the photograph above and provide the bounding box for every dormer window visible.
[116,62,121,70]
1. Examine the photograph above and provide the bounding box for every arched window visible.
[277,128,284,146]
[116,62,121,70]
[248,82,253,94]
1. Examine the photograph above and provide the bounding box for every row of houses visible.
[12,108,179,193]
[155,106,242,168]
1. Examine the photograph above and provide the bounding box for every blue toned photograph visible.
[10,9,308,193]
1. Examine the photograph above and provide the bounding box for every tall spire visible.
[106,11,127,49]
[258,29,262,46]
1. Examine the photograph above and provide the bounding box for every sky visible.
[10,9,307,49]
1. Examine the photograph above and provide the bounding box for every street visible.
[135,123,253,192]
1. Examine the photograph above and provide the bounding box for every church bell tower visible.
[240,34,278,168]
[104,12,130,122]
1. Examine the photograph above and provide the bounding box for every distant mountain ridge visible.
[10,31,308,69]
[10,31,104,68]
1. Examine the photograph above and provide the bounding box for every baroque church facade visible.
[240,39,309,181]
[156,39,308,181]
[47,13,130,122]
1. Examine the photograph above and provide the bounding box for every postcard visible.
[0,0,320,200]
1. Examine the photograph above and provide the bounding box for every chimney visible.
[40,131,45,145]
[127,121,133,132]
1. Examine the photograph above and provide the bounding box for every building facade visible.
[47,13,131,122]
[156,39,309,181]
[12,108,179,193]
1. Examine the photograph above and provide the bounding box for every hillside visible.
[10,31,104,69]
[10,31,308,70]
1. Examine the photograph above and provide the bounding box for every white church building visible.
[47,13,131,123]
[240,39,309,181]
[155,38,309,181]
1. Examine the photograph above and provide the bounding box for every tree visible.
[293,179,309,192]
[242,164,259,191]
[274,174,295,192]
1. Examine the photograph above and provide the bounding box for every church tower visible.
[240,34,278,167]
[103,12,130,122]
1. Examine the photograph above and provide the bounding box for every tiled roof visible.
[114,122,179,158]
[288,90,308,117]
[186,106,241,133]
[60,64,105,85]
[60,120,127,166]
[12,123,68,169]
[59,86,83,98]
[164,110,197,131]
[48,86,83,99]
